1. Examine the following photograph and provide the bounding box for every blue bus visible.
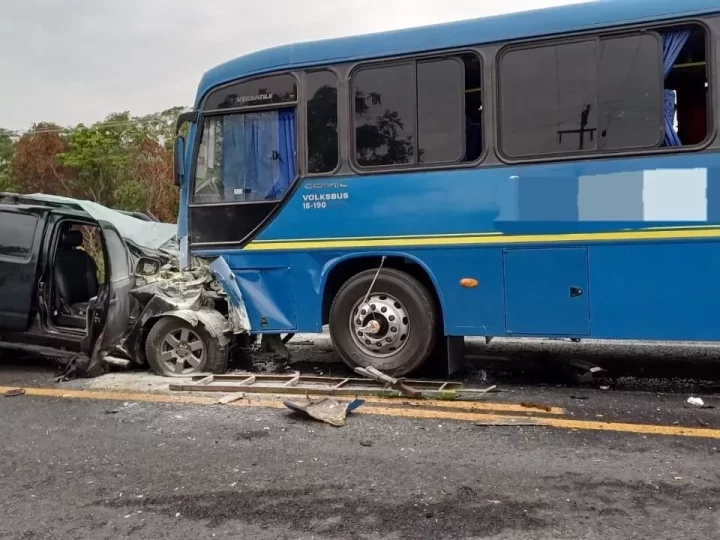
[173,0,720,376]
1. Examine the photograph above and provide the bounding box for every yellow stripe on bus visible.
[245,227,720,252]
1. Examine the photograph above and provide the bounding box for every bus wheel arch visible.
[321,255,445,376]
[321,254,445,327]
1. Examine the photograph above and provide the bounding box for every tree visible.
[136,106,186,149]
[61,112,147,206]
[0,129,16,191]
[6,107,185,223]
[119,137,178,222]
[10,123,75,195]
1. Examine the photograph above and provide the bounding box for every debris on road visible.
[570,395,589,400]
[4,388,26,397]
[354,366,422,398]
[686,397,714,409]
[688,397,705,407]
[169,372,491,400]
[520,402,553,412]
[283,397,365,427]
[217,392,245,405]
[567,358,607,384]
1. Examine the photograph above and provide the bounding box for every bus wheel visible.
[329,268,437,376]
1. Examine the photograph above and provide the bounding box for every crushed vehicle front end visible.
[120,253,251,376]
[24,193,251,378]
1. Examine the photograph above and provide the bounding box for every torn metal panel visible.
[179,236,189,270]
[209,257,251,334]
[119,255,250,366]
[283,397,365,427]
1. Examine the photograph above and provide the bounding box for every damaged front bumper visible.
[119,256,251,369]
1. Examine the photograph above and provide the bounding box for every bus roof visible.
[196,0,719,107]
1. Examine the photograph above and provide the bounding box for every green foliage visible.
[0,128,16,191]
[61,112,144,205]
[114,179,148,213]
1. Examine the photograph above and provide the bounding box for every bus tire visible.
[329,268,437,376]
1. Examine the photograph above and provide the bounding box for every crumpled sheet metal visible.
[283,397,365,427]
[134,266,209,308]
[131,260,250,335]
[209,257,251,334]
[165,308,232,346]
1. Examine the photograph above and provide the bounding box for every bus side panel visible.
[234,268,297,332]
[588,241,720,341]
[416,248,506,336]
[225,252,303,332]
[503,247,591,337]
[218,240,720,342]
[222,247,510,336]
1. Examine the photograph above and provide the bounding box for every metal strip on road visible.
[167,373,494,401]
[3,385,720,440]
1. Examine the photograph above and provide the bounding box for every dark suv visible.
[0,195,236,377]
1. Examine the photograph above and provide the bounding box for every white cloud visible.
[0,0,586,130]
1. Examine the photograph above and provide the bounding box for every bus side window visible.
[352,52,482,170]
[660,25,710,147]
[498,24,710,159]
[307,70,339,174]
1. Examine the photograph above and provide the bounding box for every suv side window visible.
[0,211,39,258]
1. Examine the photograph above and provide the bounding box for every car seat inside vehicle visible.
[54,228,100,329]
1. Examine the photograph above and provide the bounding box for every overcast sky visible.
[0,0,586,131]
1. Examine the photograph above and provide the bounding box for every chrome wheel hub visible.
[349,293,410,358]
[159,327,205,374]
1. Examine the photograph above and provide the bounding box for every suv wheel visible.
[145,317,228,376]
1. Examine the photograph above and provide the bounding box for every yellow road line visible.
[5,386,720,439]
[365,406,720,439]
[357,396,564,415]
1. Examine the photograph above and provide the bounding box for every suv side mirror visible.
[135,257,161,276]
[174,136,186,187]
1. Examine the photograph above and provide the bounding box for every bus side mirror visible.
[174,136,186,187]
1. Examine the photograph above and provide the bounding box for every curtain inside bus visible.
[662,30,691,147]
[266,109,296,200]
[220,109,296,202]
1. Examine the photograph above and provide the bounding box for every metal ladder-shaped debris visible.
[168,372,495,400]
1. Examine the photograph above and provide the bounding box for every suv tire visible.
[145,317,228,376]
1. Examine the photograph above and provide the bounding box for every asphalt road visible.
[2,337,720,539]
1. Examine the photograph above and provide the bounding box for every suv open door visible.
[82,221,133,374]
